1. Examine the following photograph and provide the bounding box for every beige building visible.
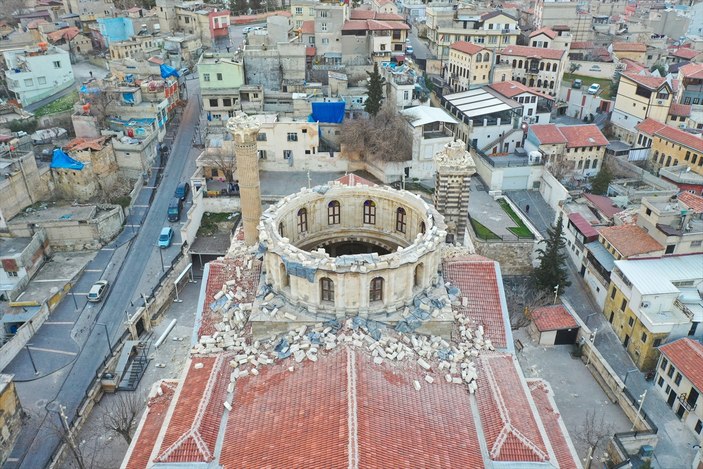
[109,35,163,60]
[0,375,22,466]
[0,150,48,230]
[611,42,647,64]
[637,194,703,256]
[528,26,571,52]
[447,41,492,92]
[525,124,608,177]
[497,45,566,97]
[611,72,674,144]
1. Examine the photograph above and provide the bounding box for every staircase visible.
[480,127,523,154]
[118,334,153,391]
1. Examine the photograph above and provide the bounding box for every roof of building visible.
[300,19,314,34]
[672,48,699,60]
[570,41,594,50]
[619,58,647,74]
[636,118,703,153]
[679,62,703,80]
[442,256,508,349]
[599,224,664,258]
[530,124,567,145]
[621,71,668,90]
[450,41,485,55]
[568,212,599,238]
[529,124,607,148]
[64,136,109,152]
[659,338,703,393]
[500,44,565,60]
[585,241,616,271]
[583,193,624,219]
[342,18,409,31]
[669,102,692,117]
[349,9,404,21]
[46,26,81,43]
[612,42,647,52]
[443,87,521,119]
[26,18,49,29]
[335,173,377,187]
[614,254,703,295]
[488,80,555,101]
[531,305,578,332]
[678,192,703,213]
[481,10,517,21]
[529,27,556,39]
[401,105,457,127]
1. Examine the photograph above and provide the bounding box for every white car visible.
[587,83,601,95]
[406,45,414,55]
[87,280,109,303]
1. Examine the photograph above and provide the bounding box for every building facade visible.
[447,41,492,92]
[611,72,674,144]
[496,45,566,97]
[3,45,74,107]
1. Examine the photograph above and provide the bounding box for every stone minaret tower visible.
[433,140,476,244]
[227,113,261,246]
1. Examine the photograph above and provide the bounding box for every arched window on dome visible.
[297,208,308,232]
[278,222,284,237]
[363,200,376,224]
[320,277,334,303]
[370,277,384,302]
[419,221,426,235]
[328,200,340,225]
[396,207,406,233]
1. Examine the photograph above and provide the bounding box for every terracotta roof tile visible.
[476,354,550,462]
[300,19,314,34]
[659,338,703,393]
[637,118,703,153]
[450,40,485,55]
[571,41,594,50]
[500,44,565,61]
[64,136,109,151]
[599,224,664,258]
[669,102,691,117]
[527,379,581,469]
[489,80,555,101]
[558,124,608,148]
[529,27,556,39]
[442,257,507,348]
[335,173,376,187]
[621,71,667,90]
[583,193,624,219]
[672,48,699,60]
[635,118,666,136]
[678,192,703,213]
[680,63,703,79]
[530,124,567,145]
[612,42,647,52]
[620,58,646,73]
[531,305,578,332]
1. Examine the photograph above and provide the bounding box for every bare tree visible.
[102,392,144,445]
[546,156,573,182]
[576,410,614,469]
[1,0,28,25]
[82,90,116,129]
[204,147,238,183]
[504,280,550,330]
[340,105,412,163]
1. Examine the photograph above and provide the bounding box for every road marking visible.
[33,279,71,283]
[44,321,74,325]
[28,346,77,356]
[72,292,88,296]
[126,224,141,228]
[172,242,183,246]
[101,248,115,251]
[143,186,157,189]
[85,269,103,273]
[133,204,149,208]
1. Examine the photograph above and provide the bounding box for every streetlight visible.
[25,345,39,375]
[623,368,638,387]
[159,247,165,273]
[631,390,647,431]
[70,291,79,311]
[96,322,113,355]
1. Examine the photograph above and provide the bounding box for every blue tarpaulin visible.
[310,101,345,124]
[50,148,84,170]
[160,64,180,79]
[122,92,134,103]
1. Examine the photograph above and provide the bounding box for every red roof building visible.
[500,44,565,61]
[672,48,700,61]
[621,71,668,90]
[678,191,703,213]
[529,27,557,40]
[450,40,486,55]
[658,338,703,397]
[528,124,608,148]
[636,118,703,154]
[599,224,665,258]
[531,305,579,332]
[583,193,625,220]
[612,42,647,52]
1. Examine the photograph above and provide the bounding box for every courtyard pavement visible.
[468,179,520,238]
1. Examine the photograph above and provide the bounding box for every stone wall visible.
[471,238,536,275]
[0,302,50,371]
[0,152,47,226]
[0,375,22,466]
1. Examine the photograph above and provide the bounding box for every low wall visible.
[37,110,74,131]
[181,186,205,247]
[203,196,241,213]
[471,237,535,275]
[570,61,618,79]
[0,303,49,371]
[608,156,678,200]
[259,152,350,173]
[539,170,570,212]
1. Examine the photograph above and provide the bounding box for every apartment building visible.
[488,81,554,125]
[678,63,703,106]
[399,105,458,180]
[611,42,647,64]
[426,8,519,59]
[340,16,409,64]
[109,35,163,60]
[611,72,674,144]
[637,193,703,256]
[528,26,571,52]
[496,45,566,97]
[290,0,319,30]
[173,3,230,48]
[446,41,492,92]
[604,254,703,370]
[655,338,703,439]
[3,44,74,107]
[198,52,245,123]
[63,0,113,21]
[313,3,348,60]
[525,124,608,177]
[635,118,703,178]
[0,231,49,302]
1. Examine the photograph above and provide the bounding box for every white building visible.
[400,105,457,180]
[488,81,554,125]
[3,45,74,107]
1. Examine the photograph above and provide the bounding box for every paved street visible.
[5,79,202,469]
[505,189,699,468]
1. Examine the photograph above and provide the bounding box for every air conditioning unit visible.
[641,301,651,308]
[657,100,663,104]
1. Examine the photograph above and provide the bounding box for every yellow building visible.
[496,45,566,97]
[0,374,22,466]
[603,255,703,371]
[611,42,647,64]
[635,118,703,177]
[610,72,673,144]
[447,41,492,92]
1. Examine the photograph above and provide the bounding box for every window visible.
[321,22,327,31]
[209,98,218,107]
[24,78,33,87]
[320,277,334,302]
[653,338,662,347]
[363,200,376,224]
[396,207,406,233]
[641,332,648,343]
[611,286,617,299]
[38,76,46,85]
[319,10,328,18]
[283,150,292,159]
[53,61,61,68]
[321,38,329,45]
[287,132,298,142]
[216,73,223,81]
[203,73,210,82]
[295,7,302,14]
[628,316,634,327]
[667,365,675,378]
[257,132,267,141]
[665,245,675,254]
[370,277,384,302]
[419,221,426,234]
[621,298,628,311]
[689,322,699,336]
[674,372,682,386]
[223,98,232,107]
[658,377,664,387]
[278,222,284,236]
[7,271,18,277]
[328,200,340,225]
[696,420,703,435]
[297,208,308,232]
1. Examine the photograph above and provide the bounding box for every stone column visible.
[227,113,261,246]
[433,140,476,244]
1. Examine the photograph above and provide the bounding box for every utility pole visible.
[26,345,39,375]
[97,322,113,355]
[553,284,559,305]
[631,390,647,431]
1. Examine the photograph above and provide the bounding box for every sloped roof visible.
[636,118,703,153]
[401,105,457,127]
[678,191,703,213]
[531,305,578,332]
[621,71,667,90]
[668,102,691,117]
[300,19,314,34]
[64,136,109,151]
[451,40,485,55]
[635,118,667,136]
[599,224,664,258]
[659,338,703,393]
[680,62,703,80]
[558,125,609,148]
[612,42,647,52]
[619,58,647,73]
[529,27,556,39]
[530,124,567,145]
[489,80,555,101]
[350,9,405,21]
[672,48,699,60]
[568,212,599,238]
[342,18,409,31]
[583,193,624,219]
[500,44,565,60]
[570,41,593,50]
[46,26,81,43]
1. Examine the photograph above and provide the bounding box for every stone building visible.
[0,374,22,466]
[433,140,476,244]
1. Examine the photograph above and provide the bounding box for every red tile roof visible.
[583,193,623,219]
[621,71,668,90]
[599,224,664,258]
[612,42,647,52]
[351,10,405,21]
[299,19,314,34]
[568,212,599,239]
[529,27,557,39]
[680,62,703,80]
[672,48,699,60]
[620,58,647,73]
[528,379,581,469]
[530,124,567,145]
[635,117,666,136]
[155,356,230,463]
[558,124,608,148]
[500,44,565,61]
[679,191,703,213]
[659,338,703,392]
[124,381,178,469]
[335,173,376,187]
[64,136,109,151]
[476,354,550,462]
[450,40,485,55]
[669,102,692,117]
[636,118,703,153]
[570,41,594,50]
[342,18,409,31]
[46,26,81,43]
[531,305,578,332]
[442,257,508,348]
[489,80,555,101]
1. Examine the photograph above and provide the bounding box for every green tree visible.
[364,62,385,117]
[590,164,612,195]
[533,214,571,293]
[230,0,248,15]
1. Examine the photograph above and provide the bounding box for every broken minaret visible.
[433,140,476,244]
[227,113,262,246]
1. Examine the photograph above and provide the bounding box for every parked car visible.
[167,197,183,222]
[87,280,109,303]
[587,83,601,95]
[179,67,190,76]
[572,79,582,89]
[158,227,174,248]
[175,182,190,201]
[242,26,253,34]
[406,45,414,55]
